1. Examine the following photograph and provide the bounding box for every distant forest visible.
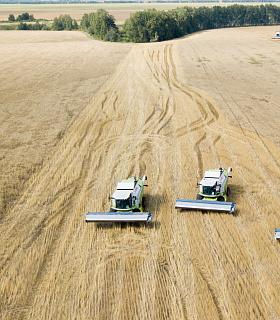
[1,0,280,3]
[80,4,280,42]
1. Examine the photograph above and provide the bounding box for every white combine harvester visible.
[86,175,153,223]
[175,167,236,213]
[275,228,280,240]
[272,31,280,39]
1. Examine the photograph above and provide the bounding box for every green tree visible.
[170,7,196,36]
[18,22,28,30]
[33,22,42,30]
[106,28,119,42]
[123,10,152,42]
[51,14,78,31]
[17,12,30,21]
[82,9,118,41]
[64,14,73,30]
[92,9,117,40]
[80,13,90,30]
[52,17,64,31]
[73,19,78,30]
[8,14,15,22]
[123,9,184,42]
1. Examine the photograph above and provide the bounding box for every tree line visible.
[122,4,280,42]
[17,21,50,30]
[2,0,280,3]
[5,12,50,30]
[80,4,280,42]
[11,13,78,30]
[5,4,280,41]
[8,12,36,22]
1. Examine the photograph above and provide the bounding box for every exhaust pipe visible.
[228,167,232,175]
[142,175,147,184]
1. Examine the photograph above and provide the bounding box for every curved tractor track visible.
[1,40,280,320]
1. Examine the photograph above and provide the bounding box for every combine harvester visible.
[275,228,280,241]
[272,31,280,39]
[175,167,236,213]
[86,175,153,222]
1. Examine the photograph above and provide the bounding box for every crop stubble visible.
[1,28,280,319]
[0,30,132,217]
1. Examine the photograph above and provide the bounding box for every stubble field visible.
[1,26,280,319]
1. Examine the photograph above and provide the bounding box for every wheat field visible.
[1,27,280,319]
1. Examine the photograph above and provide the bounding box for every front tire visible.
[142,197,147,208]
[196,194,203,200]
[217,196,225,202]
[227,187,230,196]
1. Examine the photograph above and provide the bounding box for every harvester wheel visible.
[142,197,147,208]
[196,194,203,200]
[227,187,230,196]
[217,196,225,202]
[110,207,115,212]
[133,208,141,212]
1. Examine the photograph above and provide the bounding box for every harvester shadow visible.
[229,184,245,198]
[96,220,160,230]
[228,184,246,217]
[200,209,239,217]
[198,184,245,217]
[177,207,239,217]
[177,207,238,216]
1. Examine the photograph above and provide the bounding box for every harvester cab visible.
[175,167,236,213]
[86,175,153,222]
[197,167,232,202]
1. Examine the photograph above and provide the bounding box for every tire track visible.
[169,40,280,318]
[192,258,224,320]
[184,39,280,318]
[2,34,280,320]
[188,40,280,196]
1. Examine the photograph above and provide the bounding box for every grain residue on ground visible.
[1,27,280,319]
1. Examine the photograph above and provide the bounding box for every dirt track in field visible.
[1,27,280,319]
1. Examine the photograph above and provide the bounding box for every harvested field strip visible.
[1,39,280,319]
